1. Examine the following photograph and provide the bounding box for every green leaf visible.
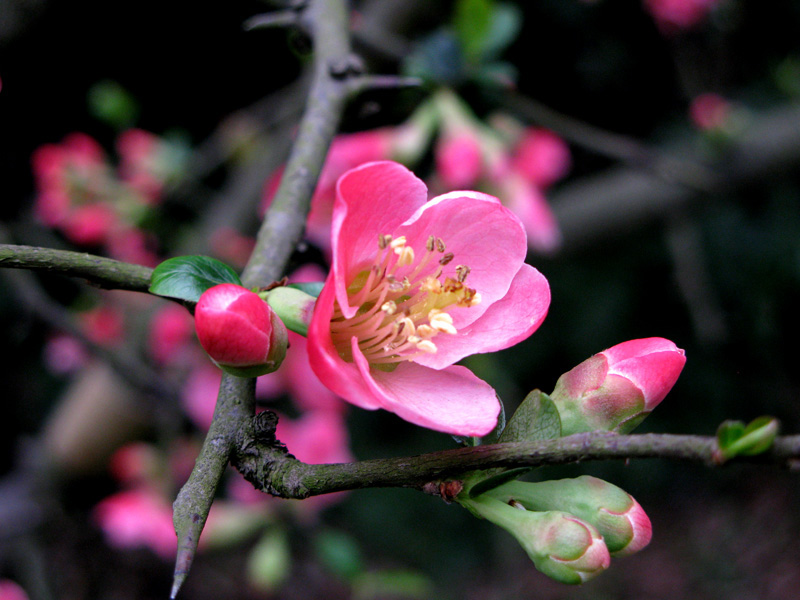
[715,416,779,462]
[246,528,291,593]
[481,2,522,61]
[455,0,493,62]
[287,281,324,298]
[313,529,364,581]
[499,390,562,444]
[149,255,242,303]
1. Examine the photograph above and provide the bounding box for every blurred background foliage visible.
[2,0,800,598]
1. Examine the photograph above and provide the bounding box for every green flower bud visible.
[462,494,610,584]
[483,476,652,557]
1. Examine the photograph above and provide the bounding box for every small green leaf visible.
[313,529,364,581]
[499,390,562,444]
[149,255,242,303]
[287,281,324,298]
[481,2,522,61]
[246,528,291,593]
[455,0,493,63]
[715,416,779,462]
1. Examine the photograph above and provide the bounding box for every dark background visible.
[2,1,800,598]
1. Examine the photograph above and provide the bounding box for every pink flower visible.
[148,303,195,365]
[511,128,571,190]
[0,580,29,600]
[550,337,687,434]
[79,303,125,346]
[93,488,177,559]
[308,161,550,436]
[434,130,484,188]
[643,0,722,34]
[689,92,731,131]
[501,174,562,254]
[194,284,288,377]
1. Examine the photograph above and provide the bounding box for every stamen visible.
[436,238,446,253]
[378,234,393,249]
[381,301,397,315]
[455,265,470,283]
[426,235,435,252]
[416,340,438,353]
[439,252,454,266]
[429,310,457,334]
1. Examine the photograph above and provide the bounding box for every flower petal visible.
[413,263,550,369]
[394,190,528,328]
[307,273,382,410]
[332,161,428,318]
[355,351,501,436]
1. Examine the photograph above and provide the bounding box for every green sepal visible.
[149,255,242,303]
[287,281,324,298]
[499,389,562,444]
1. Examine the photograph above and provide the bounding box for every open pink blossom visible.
[308,161,550,436]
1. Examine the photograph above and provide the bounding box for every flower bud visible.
[194,283,287,377]
[463,494,610,584]
[262,285,318,337]
[484,476,652,557]
[550,337,686,434]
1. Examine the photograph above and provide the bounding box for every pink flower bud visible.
[194,284,288,377]
[550,337,686,434]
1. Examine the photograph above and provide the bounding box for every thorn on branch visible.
[328,54,365,79]
[243,9,303,32]
[348,74,424,95]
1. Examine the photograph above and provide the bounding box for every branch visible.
[0,244,152,292]
[170,0,355,595]
[233,427,800,499]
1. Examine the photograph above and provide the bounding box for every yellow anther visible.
[381,301,397,315]
[416,340,438,353]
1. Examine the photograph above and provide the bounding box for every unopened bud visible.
[550,337,686,434]
[484,476,652,557]
[195,284,287,377]
[462,494,610,584]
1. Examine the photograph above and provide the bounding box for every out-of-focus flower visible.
[308,161,550,435]
[0,580,29,600]
[93,488,177,559]
[194,284,288,378]
[510,128,572,190]
[261,129,396,254]
[484,476,652,557]
[463,493,611,584]
[148,303,196,366]
[43,333,89,374]
[689,92,732,131]
[643,0,723,35]
[434,130,485,188]
[79,304,126,347]
[550,337,687,434]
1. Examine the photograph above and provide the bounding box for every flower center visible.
[330,234,481,367]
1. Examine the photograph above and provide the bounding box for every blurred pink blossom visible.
[261,129,395,253]
[643,0,722,34]
[689,92,732,130]
[434,130,484,188]
[0,580,29,600]
[510,128,572,190]
[148,303,196,366]
[42,333,89,374]
[93,488,177,559]
[181,363,222,431]
[79,304,125,347]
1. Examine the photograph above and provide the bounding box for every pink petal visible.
[307,278,383,410]
[414,263,550,369]
[394,190,528,328]
[332,161,428,318]
[354,343,501,436]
